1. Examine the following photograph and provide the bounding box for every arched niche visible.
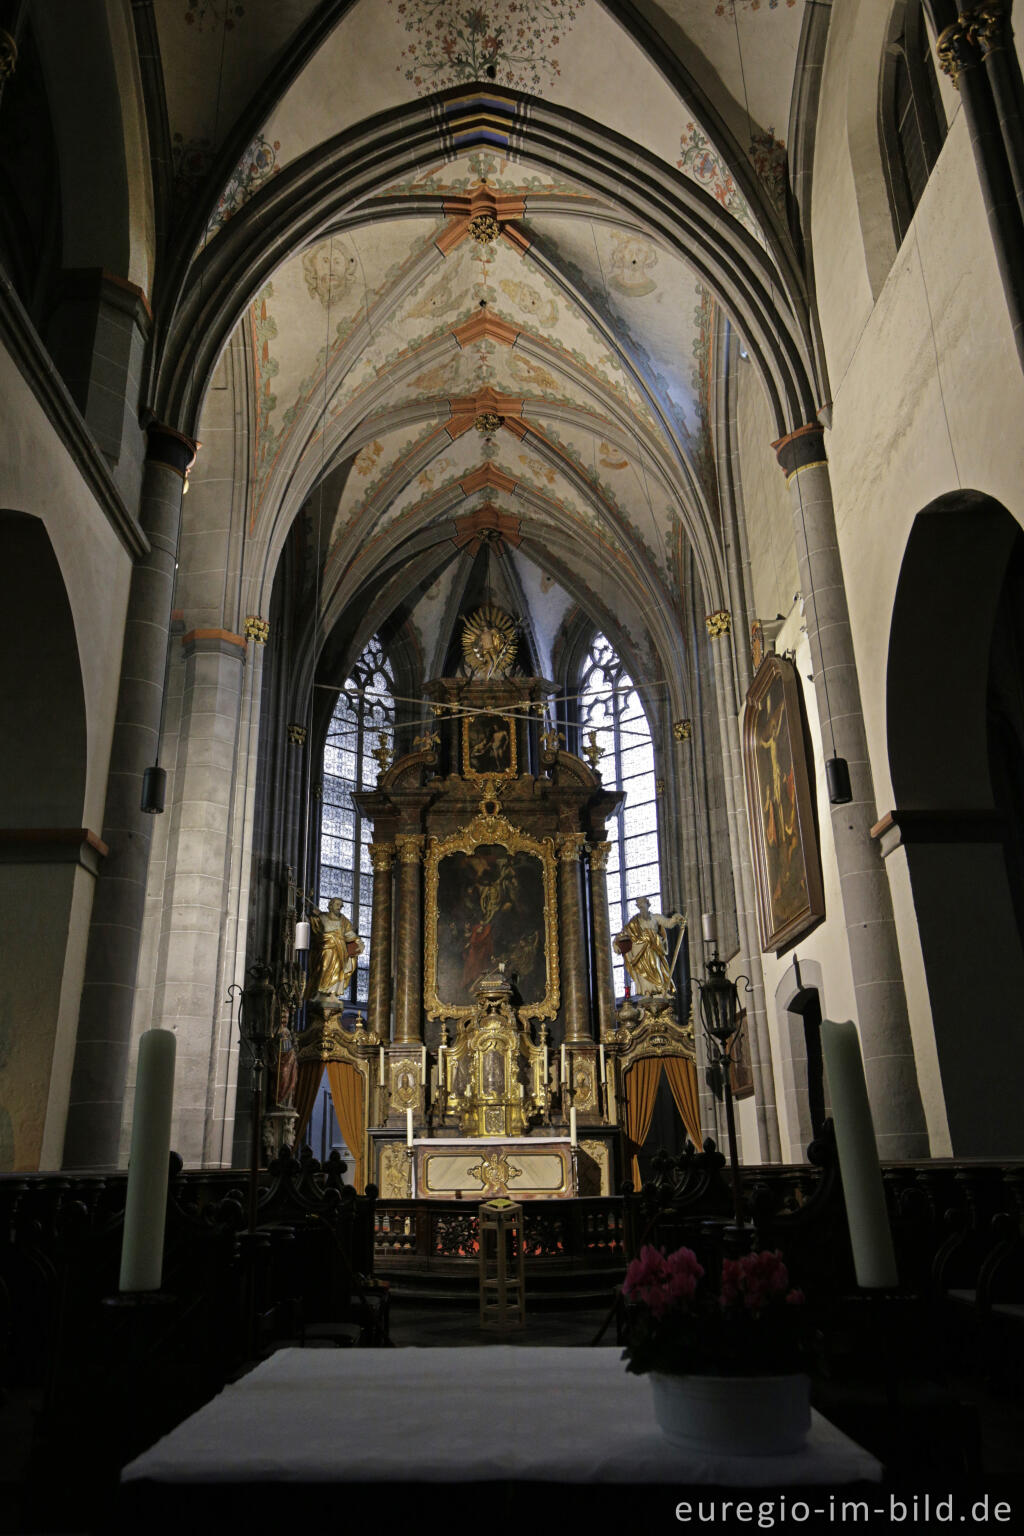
[886,493,1024,1156]
[0,511,93,1171]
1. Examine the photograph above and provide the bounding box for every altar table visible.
[120,1347,881,1529]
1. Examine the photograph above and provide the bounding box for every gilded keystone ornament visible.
[468,213,501,244]
[474,411,503,435]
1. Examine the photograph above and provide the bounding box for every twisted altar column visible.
[774,425,928,1157]
[557,833,590,1042]
[588,841,616,1041]
[393,834,423,1045]
[367,842,395,1042]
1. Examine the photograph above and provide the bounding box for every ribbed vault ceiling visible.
[155,0,813,683]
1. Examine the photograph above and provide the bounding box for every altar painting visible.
[463,712,516,779]
[437,844,545,1004]
[424,811,559,1022]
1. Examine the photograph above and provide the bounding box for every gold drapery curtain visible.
[292,1060,324,1149]
[662,1055,702,1149]
[622,1056,662,1189]
[326,1060,366,1194]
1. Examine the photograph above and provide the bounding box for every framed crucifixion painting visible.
[742,653,825,953]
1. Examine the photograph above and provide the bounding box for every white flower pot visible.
[649,1371,811,1456]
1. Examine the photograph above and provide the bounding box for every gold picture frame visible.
[424,802,559,1022]
[743,653,825,953]
[462,711,517,780]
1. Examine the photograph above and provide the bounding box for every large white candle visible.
[560,1044,567,1083]
[543,1045,549,1084]
[421,1046,427,1080]
[119,1028,176,1293]
[406,1108,413,1147]
[819,1019,899,1289]
[599,1043,606,1084]
[378,1046,385,1086]
[701,912,717,945]
[569,1106,577,1148]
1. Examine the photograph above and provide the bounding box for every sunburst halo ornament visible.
[461,605,518,679]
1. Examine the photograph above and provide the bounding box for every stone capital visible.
[556,832,587,863]
[369,841,396,873]
[771,422,827,477]
[588,840,611,871]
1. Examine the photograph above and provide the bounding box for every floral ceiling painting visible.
[389,0,585,95]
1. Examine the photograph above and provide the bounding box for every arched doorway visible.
[887,493,1024,1155]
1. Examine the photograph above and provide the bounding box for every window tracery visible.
[578,632,662,996]
[319,635,395,1005]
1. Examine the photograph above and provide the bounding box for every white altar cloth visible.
[122,1347,881,1489]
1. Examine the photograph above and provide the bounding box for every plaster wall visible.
[734,352,799,625]
[732,604,950,1163]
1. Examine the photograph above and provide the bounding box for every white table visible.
[121,1347,881,1515]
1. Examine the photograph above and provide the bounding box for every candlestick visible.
[819,1019,898,1289]
[599,1043,606,1084]
[378,1046,385,1087]
[569,1106,577,1148]
[406,1108,413,1147]
[119,1028,176,1293]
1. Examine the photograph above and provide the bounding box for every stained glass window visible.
[318,635,395,1004]
[578,633,662,996]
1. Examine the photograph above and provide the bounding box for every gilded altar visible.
[340,603,693,1200]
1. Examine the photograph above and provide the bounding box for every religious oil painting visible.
[463,712,516,779]
[742,654,825,953]
[425,811,559,1022]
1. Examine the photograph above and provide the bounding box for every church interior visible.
[3,0,1024,1525]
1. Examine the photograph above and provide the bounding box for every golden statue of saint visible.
[613,896,685,997]
[310,898,364,1002]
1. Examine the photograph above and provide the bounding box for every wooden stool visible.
[478,1198,526,1331]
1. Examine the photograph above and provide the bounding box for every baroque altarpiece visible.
[293,607,698,1200]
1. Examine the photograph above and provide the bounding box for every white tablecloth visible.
[122,1348,881,1489]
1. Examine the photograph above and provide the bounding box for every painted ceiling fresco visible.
[164,0,806,674]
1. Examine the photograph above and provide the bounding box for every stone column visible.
[587,841,616,1041]
[707,611,781,1161]
[672,720,715,1142]
[393,834,424,1045]
[367,842,395,1042]
[63,422,195,1170]
[557,832,590,1042]
[152,626,248,1167]
[774,424,928,1158]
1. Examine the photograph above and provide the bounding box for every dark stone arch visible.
[886,492,1024,1155]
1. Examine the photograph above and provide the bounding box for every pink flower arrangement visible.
[621,1244,810,1378]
